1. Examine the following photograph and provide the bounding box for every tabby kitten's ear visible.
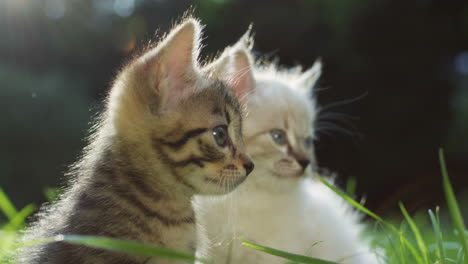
[140,18,202,112]
[206,28,255,101]
[296,59,322,95]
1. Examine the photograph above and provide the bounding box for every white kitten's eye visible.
[305,136,313,148]
[212,125,228,147]
[270,129,287,145]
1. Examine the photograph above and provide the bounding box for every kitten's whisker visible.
[316,125,353,135]
[317,120,353,132]
[316,124,358,138]
[317,120,360,136]
[314,129,334,140]
[316,116,361,138]
[226,66,250,86]
[313,87,330,93]
[317,117,359,130]
[229,178,239,237]
[316,109,362,142]
[317,111,360,122]
[316,91,368,113]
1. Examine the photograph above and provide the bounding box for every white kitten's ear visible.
[204,27,253,76]
[229,48,255,101]
[141,18,202,112]
[205,27,255,101]
[297,59,322,94]
[204,49,231,77]
[235,24,254,51]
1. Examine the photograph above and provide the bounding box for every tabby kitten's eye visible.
[305,136,314,148]
[212,125,228,147]
[270,129,287,145]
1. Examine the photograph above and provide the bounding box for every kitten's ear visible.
[205,27,255,101]
[140,18,202,112]
[204,49,231,77]
[234,25,254,51]
[229,47,255,101]
[297,59,322,94]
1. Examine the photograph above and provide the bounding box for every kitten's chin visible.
[270,169,305,180]
[242,170,303,194]
[196,175,248,195]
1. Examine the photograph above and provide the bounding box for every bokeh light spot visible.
[44,0,66,20]
[114,0,135,18]
[455,52,468,75]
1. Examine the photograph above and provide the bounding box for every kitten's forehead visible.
[193,80,241,113]
[244,76,315,137]
[178,79,242,125]
[256,78,313,116]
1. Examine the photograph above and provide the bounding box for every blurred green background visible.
[1,0,467,216]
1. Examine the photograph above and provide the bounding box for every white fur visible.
[195,50,381,264]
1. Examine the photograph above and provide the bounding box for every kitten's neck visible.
[237,171,306,196]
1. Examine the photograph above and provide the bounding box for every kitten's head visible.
[210,31,321,193]
[107,18,254,196]
[244,59,321,192]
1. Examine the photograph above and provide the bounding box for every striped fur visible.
[16,18,253,264]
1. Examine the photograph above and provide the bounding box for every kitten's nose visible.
[243,161,254,176]
[298,159,310,170]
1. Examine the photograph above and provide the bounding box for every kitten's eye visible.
[270,129,287,145]
[212,125,228,147]
[305,136,314,148]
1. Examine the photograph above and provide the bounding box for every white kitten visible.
[195,33,380,264]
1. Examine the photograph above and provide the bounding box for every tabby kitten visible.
[16,18,254,264]
[195,34,380,264]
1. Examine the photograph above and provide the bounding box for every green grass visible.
[57,235,212,264]
[240,238,339,264]
[0,187,36,264]
[0,149,467,263]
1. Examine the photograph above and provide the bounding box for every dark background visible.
[1,0,468,216]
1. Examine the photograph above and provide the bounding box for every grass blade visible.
[346,177,357,197]
[401,236,425,264]
[240,238,340,264]
[0,188,18,220]
[398,222,408,264]
[43,187,61,203]
[316,174,424,264]
[458,246,464,263]
[3,204,36,231]
[316,175,383,222]
[428,208,446,264]
[399,202,428,263]
[0,203,36,256]
[56,235,211,264]
[439,149,468,264]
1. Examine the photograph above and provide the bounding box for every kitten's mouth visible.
[204,175,247,189]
